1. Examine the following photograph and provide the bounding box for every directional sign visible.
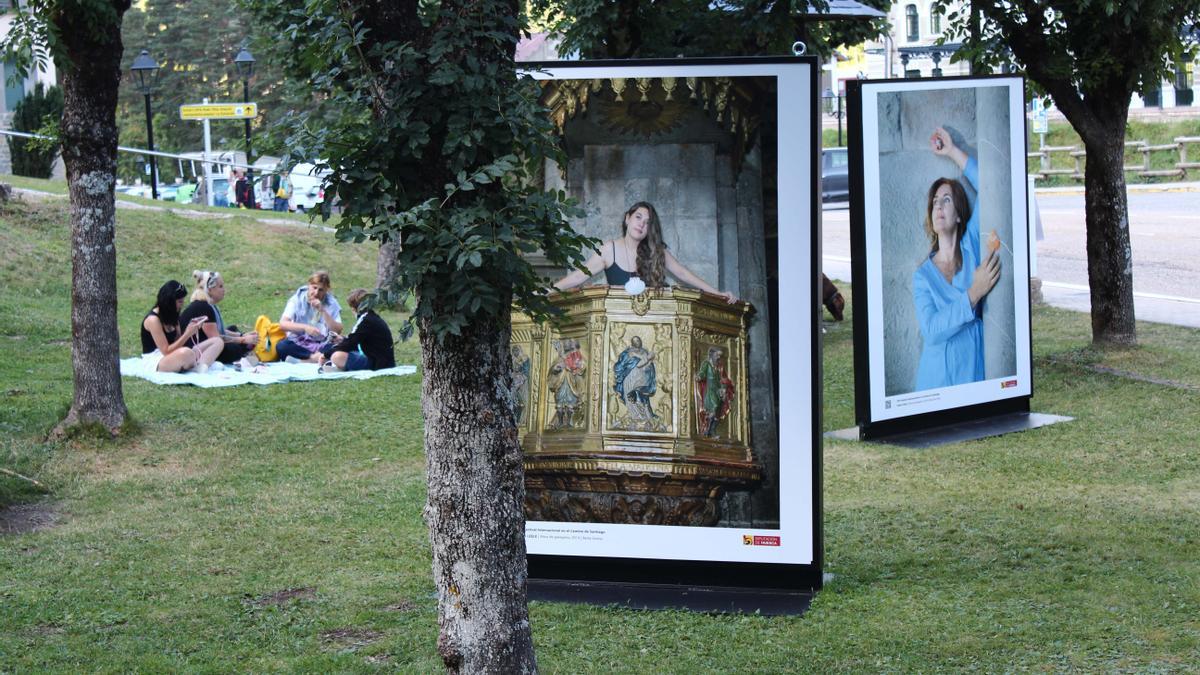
[179,103,258,120]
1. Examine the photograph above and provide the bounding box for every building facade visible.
[855,1,1194,111]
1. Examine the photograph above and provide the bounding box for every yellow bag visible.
[276,187,288,198]
[253,314,287,362]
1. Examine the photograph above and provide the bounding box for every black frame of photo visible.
[521,56,824,594]
[846,74,1034,441]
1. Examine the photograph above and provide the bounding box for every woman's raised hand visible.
[968,249,1001,307]
[930,127,954,156]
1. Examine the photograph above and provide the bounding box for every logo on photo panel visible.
[742,535,781,547]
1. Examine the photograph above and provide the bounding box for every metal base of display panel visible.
[528,578,814,615]
[827,411,1073,449]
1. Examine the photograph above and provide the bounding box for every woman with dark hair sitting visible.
[140,280,223,373]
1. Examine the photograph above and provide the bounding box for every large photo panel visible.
[852,76,1032,426]
[516,58,820,581]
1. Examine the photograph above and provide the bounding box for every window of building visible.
[905,5,920,42]
[930,6,942,34]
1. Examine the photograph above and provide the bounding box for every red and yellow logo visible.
[743,535,781,546]
[1001,379,1018,389]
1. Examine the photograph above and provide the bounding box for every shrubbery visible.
[8,83,63,178]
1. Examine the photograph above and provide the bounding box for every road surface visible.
[821,189,1200,328]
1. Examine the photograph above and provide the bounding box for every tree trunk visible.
[1082,128,1137,345]
[51,1,132,437]
[420,298,536,674]
[375,238,408,310]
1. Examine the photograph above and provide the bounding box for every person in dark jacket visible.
[318,288,395,372]
[234,169,256,209]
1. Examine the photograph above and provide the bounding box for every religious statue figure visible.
[510,345,531,425]
[548,338,586,429]
[695,346,735,438]
[613,335,657,423]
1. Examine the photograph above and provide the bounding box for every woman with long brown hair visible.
[553,201,736,303]
[912,126,1001,390]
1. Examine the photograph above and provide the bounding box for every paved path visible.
[9,186,336,233]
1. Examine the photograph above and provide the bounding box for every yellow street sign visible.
[179,103,258,120]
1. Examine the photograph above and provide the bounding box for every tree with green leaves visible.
[529,0,889,59]
[8,83,64,178]
[113,0,296,182]
[241,0,594,669]
[938,1,1200,345]
[3,0,132,436]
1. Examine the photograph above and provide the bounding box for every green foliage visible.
[0,0,130,79]
[7,83,63,178]
[240,0,595,340]
[114,0,328,183]
[527,0,889,59]
[933,0,1200,129]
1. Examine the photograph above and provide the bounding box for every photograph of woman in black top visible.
[552,201,737,303]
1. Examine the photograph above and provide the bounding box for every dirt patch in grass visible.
[63,440,206,483]
[0,501,59,535]
[383,599,419,613]
[247,586,316,608]
[363,653,392,664]
[319,627,383,652]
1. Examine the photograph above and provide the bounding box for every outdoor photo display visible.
[514,58,820,586]
[849,76,1032,427]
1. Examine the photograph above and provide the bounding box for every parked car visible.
[821,147,849,202]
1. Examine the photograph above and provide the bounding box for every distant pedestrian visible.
[271,171,292,212]
[234,169,256,209]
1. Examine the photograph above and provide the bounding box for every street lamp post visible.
[130,50,160,200]
[234,47,256,207]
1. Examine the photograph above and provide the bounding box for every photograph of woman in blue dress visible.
[912,126,1002,391]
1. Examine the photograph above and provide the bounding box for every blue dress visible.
[913,156,984,391]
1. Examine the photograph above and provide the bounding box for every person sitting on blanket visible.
[317,288,395,372]
[180,269,259,365]
[140,280,224,373]
[275,270,344,363]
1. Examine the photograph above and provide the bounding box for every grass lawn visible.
[2,195,1199,671]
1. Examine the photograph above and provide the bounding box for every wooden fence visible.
[1028,136,1200,181]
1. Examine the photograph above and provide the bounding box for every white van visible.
[288,162,331,213]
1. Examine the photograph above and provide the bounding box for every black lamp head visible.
[130,49,159,94]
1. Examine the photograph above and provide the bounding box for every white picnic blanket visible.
[120,355,416,388]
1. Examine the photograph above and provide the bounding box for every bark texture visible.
[1082,129,1136,345]
[52,1,132,436]
[420,299,536,674]
[984,4,1143,346]
[375,238,405,309]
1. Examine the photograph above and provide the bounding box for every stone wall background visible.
[878,86,1017,396]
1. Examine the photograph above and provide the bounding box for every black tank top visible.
[604,241,636,285]
[140,310,179,354]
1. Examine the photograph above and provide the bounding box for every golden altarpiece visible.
[511,288,760,527]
